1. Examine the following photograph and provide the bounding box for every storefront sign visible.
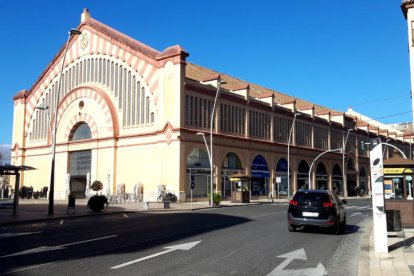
[384,168,413,174]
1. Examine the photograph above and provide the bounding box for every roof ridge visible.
[82,18,161,58]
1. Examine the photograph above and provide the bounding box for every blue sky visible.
[0,0,411,145]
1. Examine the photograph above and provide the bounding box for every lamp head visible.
[196,132,205,136]
[35,105,49,111]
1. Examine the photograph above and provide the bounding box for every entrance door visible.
[69,150,91,198]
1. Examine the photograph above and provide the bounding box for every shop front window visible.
[407,176,413,199]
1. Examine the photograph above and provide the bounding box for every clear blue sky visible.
[0,0,411,145]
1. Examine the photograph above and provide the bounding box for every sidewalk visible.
[358,220,414,276]
[2,197,413,275]
[0,198,213,225]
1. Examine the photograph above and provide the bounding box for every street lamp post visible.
[383,139,391,158]
[196,132,211,199]
[309,148,342,189]
[342,129,354,197]
[287,112,299,199]
[197,80,226,206]
[47,28,81,215]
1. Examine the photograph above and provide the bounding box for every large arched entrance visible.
[68,122,92,198]
[316,163,328,190]
[297,160,309,190]
[251,155,270,197]
[222,152,243,199]
[186,148,210,199]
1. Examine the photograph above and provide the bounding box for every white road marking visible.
[111,240,202,269]
[267,248,326,276]
[0,235,118,258]
[0,231,42,238]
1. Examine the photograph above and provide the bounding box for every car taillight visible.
[323,202,333,208]
[289,200,298,206]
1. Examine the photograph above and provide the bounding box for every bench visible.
[142,201,171,210]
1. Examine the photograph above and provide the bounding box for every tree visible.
[91,180,103,192]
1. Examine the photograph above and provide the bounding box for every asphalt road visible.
[0,199,372,275]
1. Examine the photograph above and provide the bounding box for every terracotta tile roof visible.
[185,62,333,114]
[384,154,414,165]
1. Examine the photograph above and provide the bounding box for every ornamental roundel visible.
[80,33,89,50]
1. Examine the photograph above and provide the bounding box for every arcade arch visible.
[297,160,310,190]
[347,158,357,196]
[332,164,343,195]
[276,158,288,197]
[316,162,328,190]
[186,147,210,198]
[221,152,243,198]
[251,155,270,197]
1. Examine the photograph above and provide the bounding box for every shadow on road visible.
[1,211,252,274]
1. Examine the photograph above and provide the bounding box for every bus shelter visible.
[229,173,250,203]
[0,164,36,216]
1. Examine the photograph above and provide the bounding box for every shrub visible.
[208,193,221,206]
[87,195,108,212]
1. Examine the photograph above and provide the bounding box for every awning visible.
[0,165,36,175]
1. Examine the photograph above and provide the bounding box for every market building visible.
[11,9,414,202]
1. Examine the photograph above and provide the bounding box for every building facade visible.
[11,9,414,202]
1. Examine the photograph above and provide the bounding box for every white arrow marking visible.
[270,248,308,273]
[0,235,117,258]
[267,248,326,276]
[111,240,202,269]
[349,212,363,217]
[349,212,367,218]
[0,231,42,238]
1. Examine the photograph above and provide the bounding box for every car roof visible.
[295,189,331,194]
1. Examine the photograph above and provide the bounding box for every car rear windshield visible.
[292,192,330,206]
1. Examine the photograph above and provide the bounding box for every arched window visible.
[69,123,92,141]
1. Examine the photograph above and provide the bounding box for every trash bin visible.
[386,210,402,231]
[67,194,76,214]
[163,201,170,209]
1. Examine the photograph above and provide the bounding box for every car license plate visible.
[302,212,319,217]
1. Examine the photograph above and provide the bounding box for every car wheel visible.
[288,224,296,232]
[332,222,340,235]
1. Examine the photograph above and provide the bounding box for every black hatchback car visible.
[287,189,347,234]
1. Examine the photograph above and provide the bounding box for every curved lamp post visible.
[287,112,299,199]
[309,148,342,189]
[197,80,226,206]
[47,28,82,215]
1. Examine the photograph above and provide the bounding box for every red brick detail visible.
[64,113,98,140]
[139,62,148,77]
